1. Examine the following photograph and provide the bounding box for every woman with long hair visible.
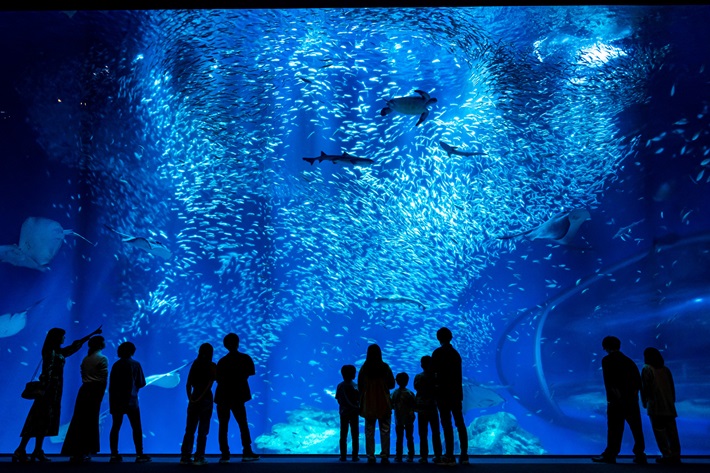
[641,347,682,465]
[358,344,395,464]
[13,325,102,463]
[61,335,109,463]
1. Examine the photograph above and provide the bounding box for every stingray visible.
[104,224,172,260]
[145,362,189,388]
[497,208,591,246]
[462,381,506,412]
[0,299,44,338]
[0,217,93,272]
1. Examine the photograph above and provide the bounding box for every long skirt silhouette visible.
[61,381,107,457]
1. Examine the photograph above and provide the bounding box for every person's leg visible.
[339,415,349,460]
[395,421,404,459]
[438,401,454,459]
[603,403,624,458]
[625,403,646,459]
[380,414,392,459]
[417,412,429,460]
[405,419,415,460]
[110,414,123,456]
[126,408,144,455]
[194,400,213,460]
[666,417,681,460]
[181,403,199,459]
[216,403,231,458]
[365,418,376,460]
[431,408,443,459]
[452,405,468,460]
[231,403,254,454]
[348,413,359,459]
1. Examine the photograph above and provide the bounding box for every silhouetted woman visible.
[13,325,102,463]
[61,335,109,463]
[180,343,217,465]
[641,347,681,465]
[358,343,395,464]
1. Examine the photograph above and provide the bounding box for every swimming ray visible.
[0,299,44,338]
[497,209,591,247]
[104,224,172,260]
[0,217,93,271]
[145,362,189,388]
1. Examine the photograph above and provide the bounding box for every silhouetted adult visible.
[641,347,681,465]
[358,343,395,464]
[180,343,217,466]
[13,326,102,463]
[109,341,151,463]
[431,327,468,465]
[592,336,646,464]
[61,335,109,463]
[215,333,260,463]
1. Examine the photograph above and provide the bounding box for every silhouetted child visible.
[108,341,151,463]
[335,364,360,462]
[391,372,416,462]
[180,343,217,466]
[413,356,442,464]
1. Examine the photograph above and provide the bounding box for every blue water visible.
[0,6,709,455]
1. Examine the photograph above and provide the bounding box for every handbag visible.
[21,361,44,400]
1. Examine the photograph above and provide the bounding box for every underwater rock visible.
[254,406,341,454]
[467,412,546,455]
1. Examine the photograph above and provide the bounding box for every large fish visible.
[498,209,591,247]
[462,381,506,411]
[439,141,487,157]
[380,89,437,127]
[145,362,189,388]
[0,217,93,271]
[0,299,44,338]
[104,224,172,260]
[302,151,374,167]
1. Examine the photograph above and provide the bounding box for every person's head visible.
[341,364,356,381]
[42,328,66,358]
[223,333,240,352]
[602,336,621,352]
[365,344,383,363]
[420,355,432,372]
[87,335,106,355]
[396,372,409,388]
[117,341,136,359]
[436,327,453,345]
[644,347,665,368]
[198,343,214,361]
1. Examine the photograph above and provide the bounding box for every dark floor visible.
[0,455,707,473]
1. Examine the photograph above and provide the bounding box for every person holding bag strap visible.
[13,325,102,463]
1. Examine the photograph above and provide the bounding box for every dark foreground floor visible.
[0,456,708,473]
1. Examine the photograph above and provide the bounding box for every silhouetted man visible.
[432,327,469,465]
[215,333,260,463]
[592,335,646,464]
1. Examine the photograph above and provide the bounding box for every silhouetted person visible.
[109,341,151,463]
[61,335,109,463]
[215,333,260,463]
[335,364,360,462]
[592,336,646,464]
[414,355,442,464]
[180,343,217,466]
[432,327,468,465]
[641,347,681,465]
[391,372,416,463]
[13,326,102,463]
[358,344,395,464]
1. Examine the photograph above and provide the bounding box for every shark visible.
[0,217,94,271]
[498,208,591,247]
[439,141,487,157]
[104,224,172,260]
[303,151,374,167]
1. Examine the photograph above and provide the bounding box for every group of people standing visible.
[592,336,682,465]
[335,327,469,465]
[12,328,260,465]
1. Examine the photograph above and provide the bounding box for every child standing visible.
[335,364,360,462]
[413,356,442,464]
[391,372,416,462]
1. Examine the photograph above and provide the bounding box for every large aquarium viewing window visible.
[0,5,709,456]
